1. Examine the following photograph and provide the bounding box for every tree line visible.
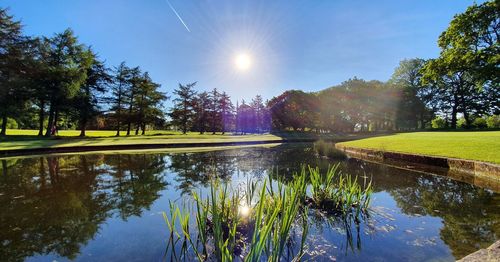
[0,9,167,137]
[0,1,498,136]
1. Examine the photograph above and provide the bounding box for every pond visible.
[0,143,498,261]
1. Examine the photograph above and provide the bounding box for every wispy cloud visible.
[165,0,190,32]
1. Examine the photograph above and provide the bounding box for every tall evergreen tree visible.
[209,88,220,134]
[74,50,111,136]
[124,66,141,135]
[193,91,210,134]
[133,72,166,135]
[0,8,31,135]
[218,91,233,134]
[169,82,197,134]
[38,29,90,137]
[109,62,132,136]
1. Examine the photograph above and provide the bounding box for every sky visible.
[3,0,483,103]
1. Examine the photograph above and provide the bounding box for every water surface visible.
[0,143,498,261]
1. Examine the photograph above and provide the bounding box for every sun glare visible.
[235,53,251,71]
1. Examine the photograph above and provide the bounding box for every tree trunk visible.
[79,119,87,137]
[45,103,55,137]
[463,109,471,129]
[38,99,45,136]
[0,113,7,136]
[141,123,146,135]
[451,105,458,129]
[2,160,7,176]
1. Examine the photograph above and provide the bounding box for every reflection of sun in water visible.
[235,53,251,71]
[239,204,251,217]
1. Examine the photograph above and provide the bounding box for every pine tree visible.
[218,91,233,134]
[169,82,197,134]
[109,62,132,136]
[74,50,111,137]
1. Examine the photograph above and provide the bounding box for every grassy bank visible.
[337,131,500,164]
[0,129,382,152]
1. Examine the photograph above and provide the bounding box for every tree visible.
[124,66,141,135]
[209,88,220,134]
[109,62,133,136]
[133,72,167,135]
[219,91,234,134]
[169,82,197,134]
[193,91,210,134]
[421,1,499,128]
[0,8,31,135]
[251,95,265,133]
[389,58,431,130]
[38,29,91,137]
[74,50,111,137]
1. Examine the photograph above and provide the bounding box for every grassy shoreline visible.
[337,131,500,164]
[0,129,384,152]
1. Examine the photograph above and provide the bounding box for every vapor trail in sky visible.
[165,0,191,32]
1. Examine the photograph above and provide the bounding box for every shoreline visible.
[0,138,315,158]
[335,144,500,192]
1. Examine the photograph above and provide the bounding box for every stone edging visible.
[335,144,500,182]
[456,240,499,262]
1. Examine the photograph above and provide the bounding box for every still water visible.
[0,143,498,261]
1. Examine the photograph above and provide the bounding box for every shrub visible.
[457,117,467,128]
[472,117,487,129]
[486,115,500,128]
[431,117,446,129]
[0,117,18,129]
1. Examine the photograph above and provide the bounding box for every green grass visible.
[0,129,381,152]
[337,131,500,164]
[0,129,284,151]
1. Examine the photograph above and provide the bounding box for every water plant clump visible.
[163,166,371,261]
[314,140,346,159]
[308,164,372,215]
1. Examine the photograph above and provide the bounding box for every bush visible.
[0,117,18,129]
[486,115,500,128]
[472,117,487,129]
[457,117,467,128]
[431,117,446,129]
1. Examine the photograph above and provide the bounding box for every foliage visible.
[486,115,500,128]
[163,166,372,260]
[0,117,18,129]
[472,117,488,129]
[431,117,446,129]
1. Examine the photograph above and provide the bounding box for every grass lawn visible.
[0,129,285,151]
[337,131,500,164]
[0,129,380,153]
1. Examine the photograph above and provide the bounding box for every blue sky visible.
[3,0,481,102]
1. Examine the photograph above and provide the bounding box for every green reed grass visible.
[163,165,371,261]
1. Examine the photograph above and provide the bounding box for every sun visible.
[235,53,251,71]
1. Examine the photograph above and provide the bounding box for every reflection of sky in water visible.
[1,143,497,262]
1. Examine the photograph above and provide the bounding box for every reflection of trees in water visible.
[167,144,324,194]
[104,154,169,219]
[389,175,500,259]
[0,154,169,261]
[306,209,368,258]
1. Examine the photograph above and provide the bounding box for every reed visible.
[163,165,371,261]
[308,164,372,215]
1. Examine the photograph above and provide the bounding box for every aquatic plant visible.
[309,164,372,214]
[163,165,372,261]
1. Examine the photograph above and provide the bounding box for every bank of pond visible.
[0,143,498,261]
